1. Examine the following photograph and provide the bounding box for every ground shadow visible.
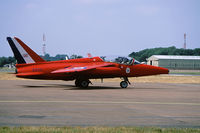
[21,84,74,88]
[19,83,173,90]
[20,84,133,90]
[66,86,129,90]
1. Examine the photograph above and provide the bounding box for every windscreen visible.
[101,55,138,65]
[133,59,141,65]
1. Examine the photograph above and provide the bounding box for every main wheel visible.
[120,81,128,88]
[80,80,89,88]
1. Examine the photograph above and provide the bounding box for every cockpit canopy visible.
[100,55,140,65]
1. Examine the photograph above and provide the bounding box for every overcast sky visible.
[0,0,199,57]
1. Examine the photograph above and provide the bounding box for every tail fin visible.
[87,53,92,58]
[7,37,45,64]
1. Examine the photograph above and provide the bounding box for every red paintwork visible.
[16,56,169,80]
[15,37,45,62]
[10,37,169,81]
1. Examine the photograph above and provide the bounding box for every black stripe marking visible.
[7,37,26,64]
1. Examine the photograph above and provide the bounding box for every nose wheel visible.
[120,81,128,88]
[120,77,131,88]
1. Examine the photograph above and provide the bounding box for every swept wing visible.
[51,63,113,74]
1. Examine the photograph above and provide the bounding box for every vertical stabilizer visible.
[7,37,45,64]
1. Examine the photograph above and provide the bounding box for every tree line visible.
[0,46,200,67]
[0,57,16,67]
[0,54,83,67]
[129,46,200,62]
[43,54,83,61]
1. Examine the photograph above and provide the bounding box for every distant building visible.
[147,55,200,70]
[3,63,15,69]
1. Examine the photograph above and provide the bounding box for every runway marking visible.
[0,100,199,106]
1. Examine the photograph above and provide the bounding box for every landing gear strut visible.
[75,79,91,88]
[120,77,131,88]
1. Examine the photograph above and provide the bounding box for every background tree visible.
[0,57,16,67]
[129,46,200,62]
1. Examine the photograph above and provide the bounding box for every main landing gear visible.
[120,77,131,88]
[75,77,131,88]
[75,79,92,88]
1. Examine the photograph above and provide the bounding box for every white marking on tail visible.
[12,38,35,64]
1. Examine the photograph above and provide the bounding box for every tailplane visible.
[7,37,45,64]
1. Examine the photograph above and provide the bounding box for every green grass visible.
[169,71,200,75]
[0,127,200,133]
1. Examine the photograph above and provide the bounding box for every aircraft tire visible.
[120,81,128,88]
[80,80,89,88]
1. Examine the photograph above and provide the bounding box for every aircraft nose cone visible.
[131,64,169,77]
[147,65,169,75]
[158,67,169,74]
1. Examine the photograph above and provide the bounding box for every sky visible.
[0,0,200,57]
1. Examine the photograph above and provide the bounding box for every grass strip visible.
[0,126,200,133]
[169,71,200,75]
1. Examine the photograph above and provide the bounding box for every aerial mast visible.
[42,33,46,56]
[183,33,186,49]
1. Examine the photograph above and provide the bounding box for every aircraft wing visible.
[51,63,113,74]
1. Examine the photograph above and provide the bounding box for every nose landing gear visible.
[120,77,131,88]
[120,81,128,88]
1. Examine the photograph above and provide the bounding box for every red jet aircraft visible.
[7,37,169,88]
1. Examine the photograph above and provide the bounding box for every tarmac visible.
[0,80,200,127]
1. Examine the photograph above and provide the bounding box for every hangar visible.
[146,55,200,70]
